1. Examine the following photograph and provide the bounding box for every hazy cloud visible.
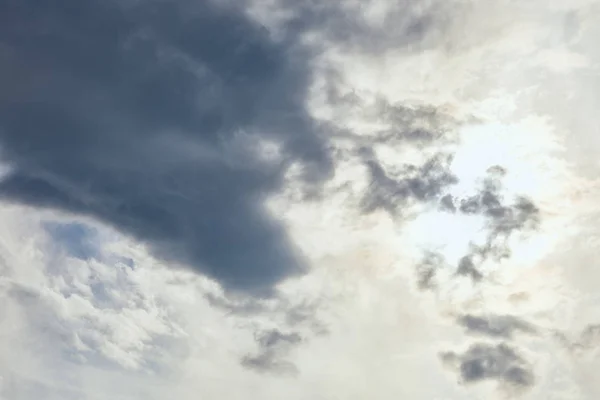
[241,329,302,375]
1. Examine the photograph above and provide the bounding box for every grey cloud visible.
[361,151,458,215]
[257,330,302,348]
[325,89,460,150]
[441,343,535,390]
[0,0,334,294]
[466,168,541,240]
[206,291,325,333]
[458,314,537,339]
[455,255,484,282]
[328,91,459,146]
[241,329,302,375]
[416,251,446,290]
[372,100,460,147]
[240,354,298,376]
[577,325,600,350]
[439,193,457,212]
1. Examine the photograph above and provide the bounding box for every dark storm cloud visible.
[458,314,537,339]
[241,329,302,375]
[441,343,535,390]
[0,0,334,293]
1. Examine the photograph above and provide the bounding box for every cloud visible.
[441,342,535,391]
[241,329,302,375]
[457,314,537,339]
[0,0,333,294]
[361,150,458,216]
[555,323,600,358]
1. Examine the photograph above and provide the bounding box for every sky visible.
[1,0,600,398]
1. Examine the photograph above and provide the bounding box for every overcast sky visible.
[2,0,600,399]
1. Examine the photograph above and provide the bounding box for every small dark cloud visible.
[0,0,334,294]
[241,354,298,376]
[371,99,460,147]
[477,170,541,239]
[361,151,457,215]
[241,329,302,375]
[457,314,537,339]
[441,343,535,390]
[455,256,483,282]
[439,194,456,212]
[257,330,302,348]
[415,251,446,290]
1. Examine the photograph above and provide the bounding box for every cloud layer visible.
[2,0,600,399]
